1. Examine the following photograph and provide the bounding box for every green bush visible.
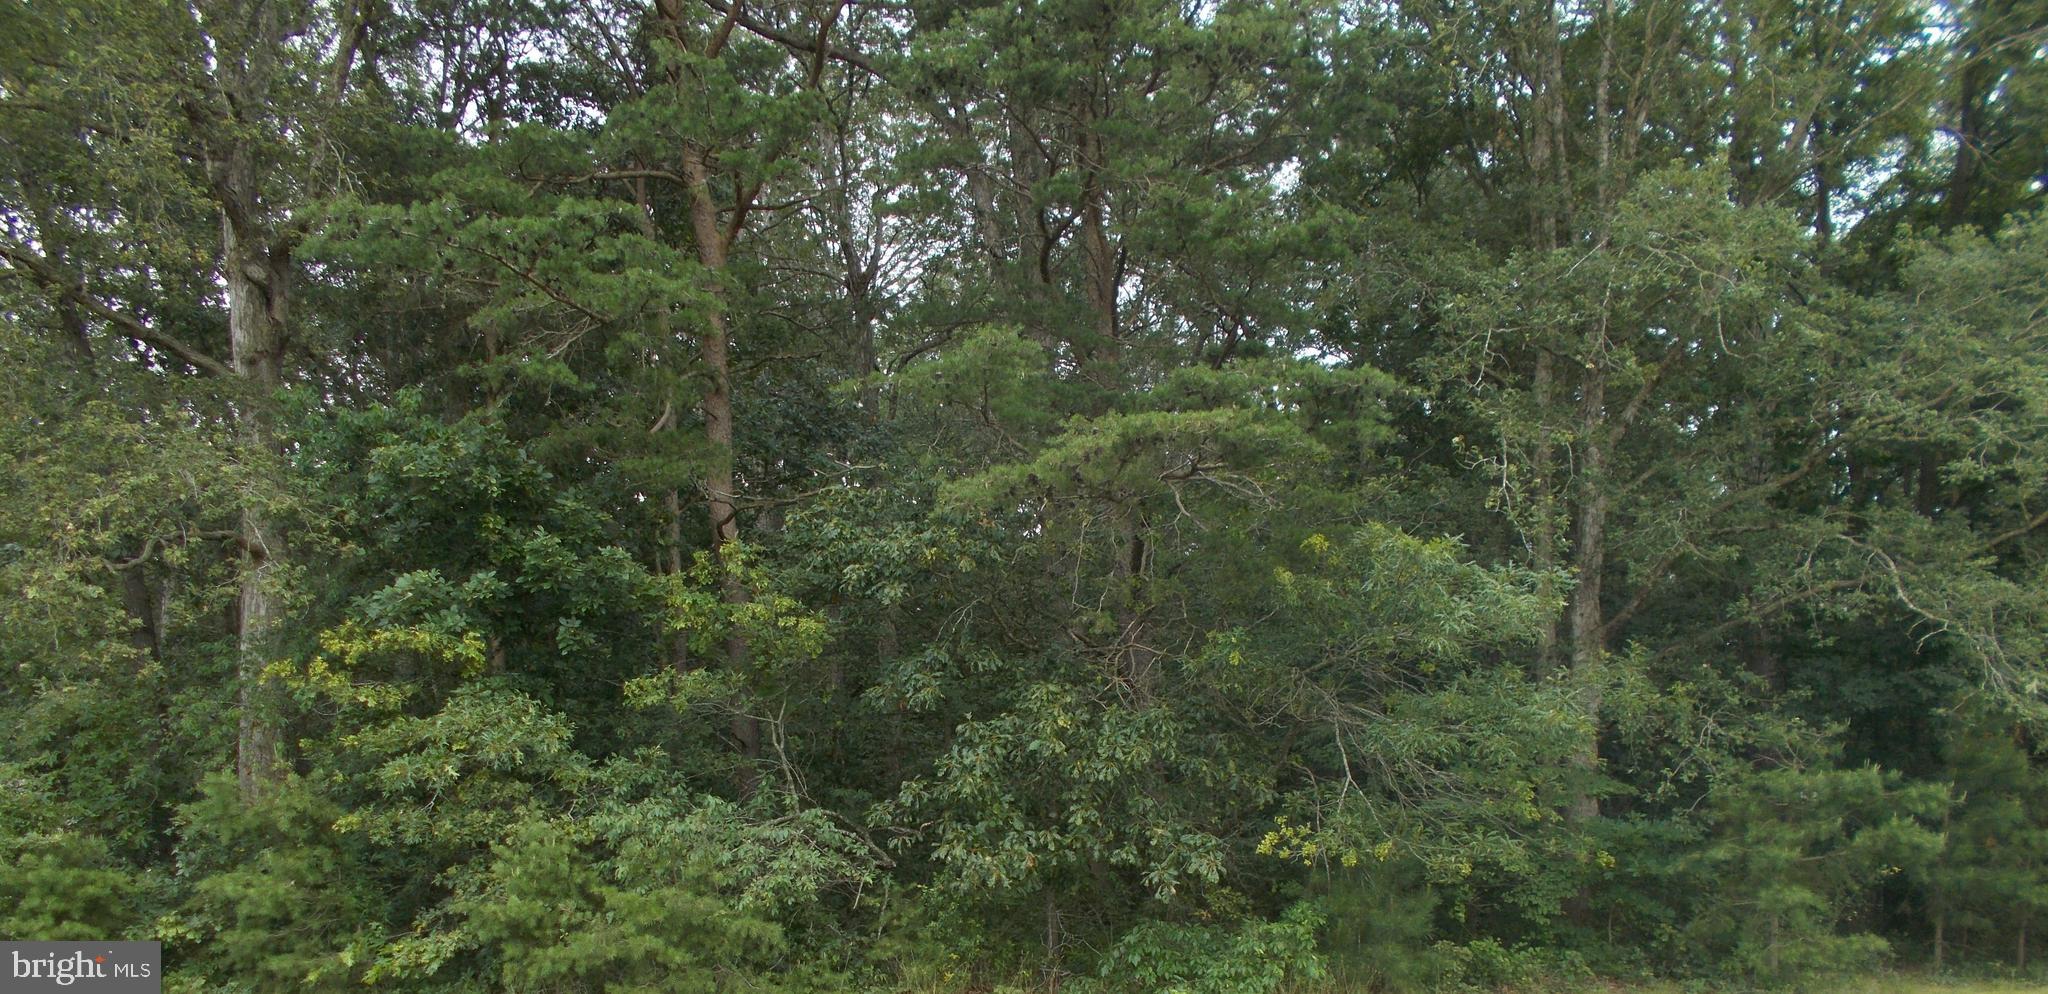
[1683,765,1945,986]
[1075,903,1325,994]
[0,767,141,940]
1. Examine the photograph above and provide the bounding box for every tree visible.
[1,0,370,796]
[4,0,2048,987]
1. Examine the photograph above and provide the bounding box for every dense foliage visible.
[2,0,2046,990]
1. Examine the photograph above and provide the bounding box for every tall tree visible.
[0,0,368,796]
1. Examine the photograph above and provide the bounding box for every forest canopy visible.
[1,0,2046,990]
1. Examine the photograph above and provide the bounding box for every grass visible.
[1790,982,2040,994]
[1611,977,2044,994]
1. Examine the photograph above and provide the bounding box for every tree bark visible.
[204,0,299,797]
[1567,332,1609,825]
[1532,349,1561,673]
[1043,887,1063,993]
[222,197,292,798]
[680,142,763,794]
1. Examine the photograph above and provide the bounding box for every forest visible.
[1,0,2045,990]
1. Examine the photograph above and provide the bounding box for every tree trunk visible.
[1943,22,1990,231]
[1567,349,1609,824]
[224,202,291,799]
[829,133,882,422]
[1043,887,1063,993]
[120,568,161,664]
[1114,510,1156,705]
[188,0,307,802]
[1916,446,1943,518]
[1077,135,1123,401]
[1522,2,1568,674]
[664,483,694,672]
[1532,349,1560,673]
[1074,128,1150,704]
[1935,796,1951,971]
[681,142,762,795]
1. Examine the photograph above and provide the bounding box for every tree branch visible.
[0,239,234,377]
[696,0,880,77]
